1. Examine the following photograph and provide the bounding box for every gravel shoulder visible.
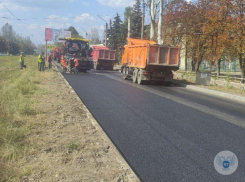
[0,56,139,182]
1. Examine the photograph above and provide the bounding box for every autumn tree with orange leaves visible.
[161,0,245,81]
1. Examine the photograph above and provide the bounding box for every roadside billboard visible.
[45,28,53,41]
[45,28,71,42]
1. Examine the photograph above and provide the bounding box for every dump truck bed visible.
[92,46,116,62]
[121,38,180,70]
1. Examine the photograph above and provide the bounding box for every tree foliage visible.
[107,13,126,62]
[0,23,36,55]
[131,0,142,39]
[67,26,83,38]
[159,0,245,79]
[89,27,101,44]
[106,1,144,63]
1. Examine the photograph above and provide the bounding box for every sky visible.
[0,0,192,45]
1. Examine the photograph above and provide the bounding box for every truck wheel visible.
[123,67,128,80]
[137,71,143,85]
[133,69,138,83]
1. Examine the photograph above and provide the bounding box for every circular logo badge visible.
[214,150,238,175]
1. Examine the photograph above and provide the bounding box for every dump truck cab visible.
[60,37,93,72]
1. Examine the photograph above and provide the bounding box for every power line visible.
[97,14,108,23]
[1,14,95,21]
[0,1,38,43]
[0,1,19,20]
[1,13,122,24]
[18,20,33,36]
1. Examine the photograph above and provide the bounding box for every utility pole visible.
[141,0,145,40]
[128,17,131,38]
[45,40,47,61]
[105,23,108,47]
[97,15,108,47]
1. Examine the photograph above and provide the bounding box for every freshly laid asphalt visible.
[63,70,245,182]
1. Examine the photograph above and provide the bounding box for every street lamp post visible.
[97,15,108,47]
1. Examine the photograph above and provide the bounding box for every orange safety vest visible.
[74,59,79,67]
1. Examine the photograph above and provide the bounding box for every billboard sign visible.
[45,28,53,41]
[58,31,71,39]
[45,28,71,42]
[52,29,60,42]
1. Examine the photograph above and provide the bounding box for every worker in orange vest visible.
[74,58,79,74]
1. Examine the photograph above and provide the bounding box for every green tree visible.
[131,0,142,39]
[1,23,36,55]
[108,13,126,62]
[67,26,83,38]
[0,36,7,52]
[108,13,122,50]
[124,6,134,21]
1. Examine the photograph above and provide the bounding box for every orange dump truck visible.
[121,38,180,85]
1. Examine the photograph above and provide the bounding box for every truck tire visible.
[123,67,128,80]
[133,69,138,83]
[137,71,143,85]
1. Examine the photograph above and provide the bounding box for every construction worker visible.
[47,53,52,69]
[74,58,79,74]
[38,52,45,71]
[19,52,24,70]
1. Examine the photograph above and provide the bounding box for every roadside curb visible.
[52,62,140,182]
[173,81,245,104]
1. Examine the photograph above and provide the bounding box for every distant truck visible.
[91,46,116,70]
[59,38,93,73]
[121,38,180,85]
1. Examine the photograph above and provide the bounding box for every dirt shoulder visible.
[0,56,139,182]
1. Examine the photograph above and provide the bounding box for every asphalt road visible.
[63,69,245,182]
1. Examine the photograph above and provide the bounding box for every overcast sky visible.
[0,0,192,45]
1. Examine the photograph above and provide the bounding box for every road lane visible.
[63,70,245,182]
